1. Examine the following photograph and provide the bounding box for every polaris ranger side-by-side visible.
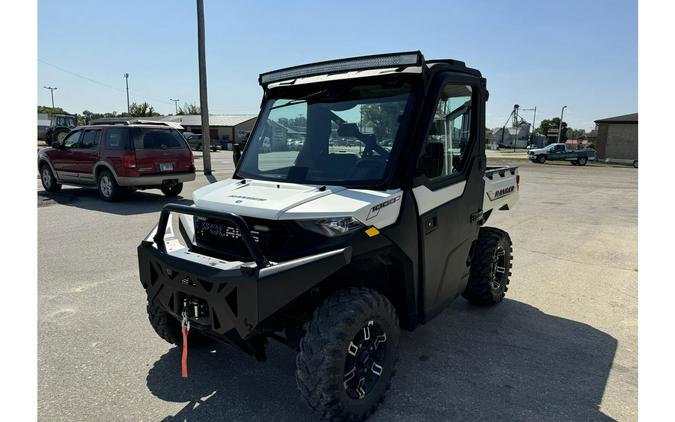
[138,52,519,421]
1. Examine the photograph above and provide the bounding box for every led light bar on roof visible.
[259,51,424,86]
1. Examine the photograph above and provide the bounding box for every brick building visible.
[593,113,638,164]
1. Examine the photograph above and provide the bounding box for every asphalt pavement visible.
[37,152,637,421]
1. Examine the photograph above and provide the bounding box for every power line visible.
[38,58,175,107]
[39,59,124,93]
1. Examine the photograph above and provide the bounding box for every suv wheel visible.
[40,164,61,192]
[536,155,546,164]
[296,288,400,421]
[577,156,588,166]
[97,169,122,201]
[463,227,513,306]
[161,183,183,197]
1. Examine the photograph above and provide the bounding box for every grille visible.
[193,216,290,261]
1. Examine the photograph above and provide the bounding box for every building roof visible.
[158,114,257,127]
[594,113,638,124]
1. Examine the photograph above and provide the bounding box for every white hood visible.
[192,179,344,220]
[192,178,403,228]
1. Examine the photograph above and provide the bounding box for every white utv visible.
[138,51,519,421]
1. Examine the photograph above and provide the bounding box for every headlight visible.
[297,217,364,237]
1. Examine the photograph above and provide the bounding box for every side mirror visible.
[418,142,444,178]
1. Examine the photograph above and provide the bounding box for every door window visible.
[421,84,473,180]
[63,130,82,148]
[80,130,101,149]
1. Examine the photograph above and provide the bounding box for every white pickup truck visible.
[138,51,519,422]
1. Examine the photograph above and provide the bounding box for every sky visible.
[38,0,637,131]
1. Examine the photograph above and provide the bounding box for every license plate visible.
[160,162,174,171]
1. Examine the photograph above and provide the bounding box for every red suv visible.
[38,121,196,201]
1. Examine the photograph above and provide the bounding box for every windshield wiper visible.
[270,90,332,110]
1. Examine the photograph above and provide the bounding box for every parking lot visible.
[38,153,637,421]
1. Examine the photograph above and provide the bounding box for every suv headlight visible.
[297,217,364,237]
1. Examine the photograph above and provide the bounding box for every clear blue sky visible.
[38,0,637,131]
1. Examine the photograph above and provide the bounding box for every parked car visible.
[184,133,218,152]
[38,120,196,201]
[528,143,596,165]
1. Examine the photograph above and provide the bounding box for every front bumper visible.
[138,204,351,352]
[118,171,196,187]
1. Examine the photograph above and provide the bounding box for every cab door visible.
[552,144,566,160]
[74,128,101,184]
[412,78,486,321]
[50,129,82,182]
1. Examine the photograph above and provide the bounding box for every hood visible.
[529,148,546,154]
[192,179,346,220]
[192,178,404,228]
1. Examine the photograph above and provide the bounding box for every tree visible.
[177,102,200,115]
[566,128,587,140]
[361,103,402,141]
[38,105,67,115]
[537,117,569,144]
[122,102,160,117]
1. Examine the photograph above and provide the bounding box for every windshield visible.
[236,82,414,186]
[55,116,77,128]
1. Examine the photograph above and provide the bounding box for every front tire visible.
[536,155,546,164]
[161,183,183,197]
[97,169,122,201]
[296,288,400,421]
[577,156,588,166]
[463,227,513,306]
[40,164,61,192]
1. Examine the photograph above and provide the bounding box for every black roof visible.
[594,113,638,124]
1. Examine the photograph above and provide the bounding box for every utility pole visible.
[196,0,212,174]
[170,98,180,115]
[512,104,519,152]
[520,106,537,146]
[43,86,57,113]
[124,73,130,114]
[556,105,567,144]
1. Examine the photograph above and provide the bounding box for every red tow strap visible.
[181,314,189,378]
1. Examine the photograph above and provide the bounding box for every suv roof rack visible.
[88,118,183,130]
[89,118,169,126]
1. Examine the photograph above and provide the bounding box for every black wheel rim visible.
[492,246,507,291]
[343,320,387,400]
